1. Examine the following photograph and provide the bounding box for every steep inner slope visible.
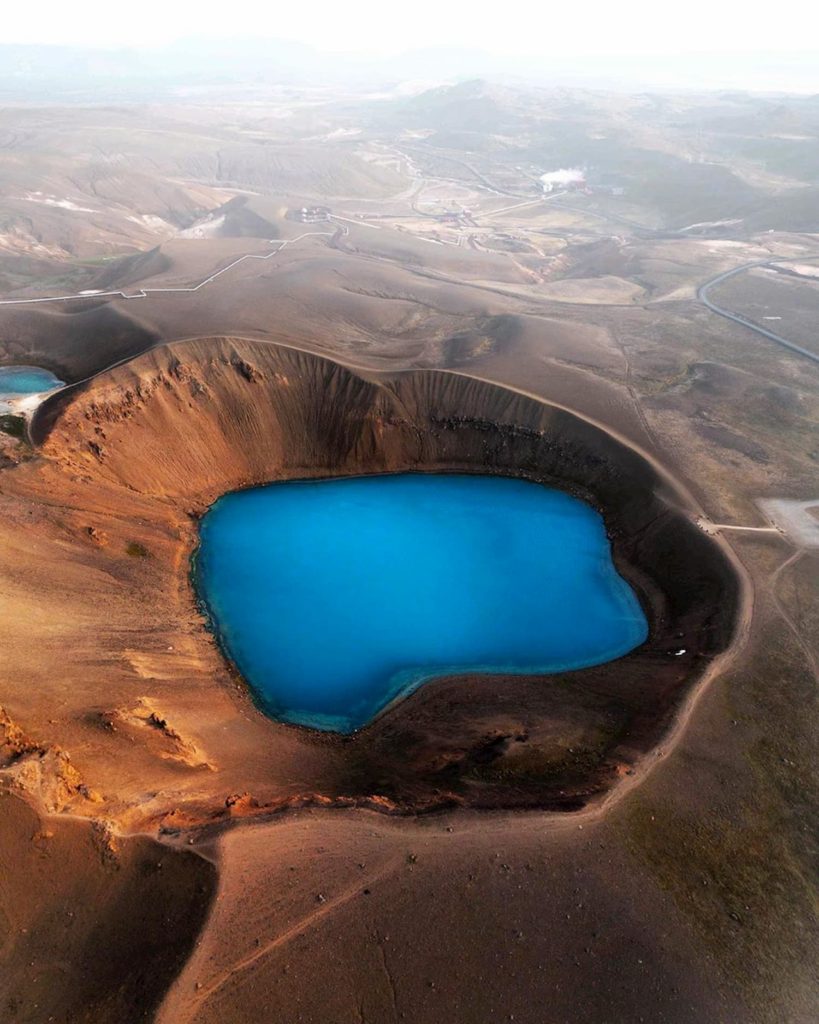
[0,338,743,829]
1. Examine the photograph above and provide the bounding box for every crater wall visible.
[14,337,741,818]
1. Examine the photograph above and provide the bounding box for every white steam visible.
[539,168,586,192]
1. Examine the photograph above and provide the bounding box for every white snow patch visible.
[704,240,749,251]
[679,218,742,232]
[322,128,362,141]
[126,213,173,231]
[0,391,56,415]
[177,214,226,239]
[785,263,819,279]
[22,193,95,213]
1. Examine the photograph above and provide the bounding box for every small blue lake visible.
[0,366,64,398]
[194,474,648,732]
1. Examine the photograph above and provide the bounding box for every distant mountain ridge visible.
[0,40,818,98]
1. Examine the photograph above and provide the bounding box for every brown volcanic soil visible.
[0,335,753,1024]
[0,791,216,1024]
[0,92,818,1024]
[0,230,817,1023]
[19,300,819,1024]
[1,223,818,1024]
[0,334,759,1022]
[157,810,748,1024]
[1,338,739,830]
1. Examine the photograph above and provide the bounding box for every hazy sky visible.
[4,0,819,55]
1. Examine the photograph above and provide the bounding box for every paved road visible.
[5,218,819,380]
[697,255,819,367]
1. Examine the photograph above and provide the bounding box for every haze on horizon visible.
[3,0,819,93]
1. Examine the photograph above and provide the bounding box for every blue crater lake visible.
[194,473,648,733]
[0,366,64,407]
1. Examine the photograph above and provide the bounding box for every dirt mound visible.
[86,245,172,291]
[178,195,296,241]
[0,300,159,381]
[219,196,291,237]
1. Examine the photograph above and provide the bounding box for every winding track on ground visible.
[696,254,819,366]
[769,550,819,687]
[0,230,337,307]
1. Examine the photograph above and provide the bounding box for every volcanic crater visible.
[6,337,741,830]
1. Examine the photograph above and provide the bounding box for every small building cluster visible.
[294,205,331,223]
[436,208,476,227]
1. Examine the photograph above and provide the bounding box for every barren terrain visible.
[1,85,818,1024]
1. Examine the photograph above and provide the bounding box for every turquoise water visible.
[195,474,648,733]
[0,366,64,396]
